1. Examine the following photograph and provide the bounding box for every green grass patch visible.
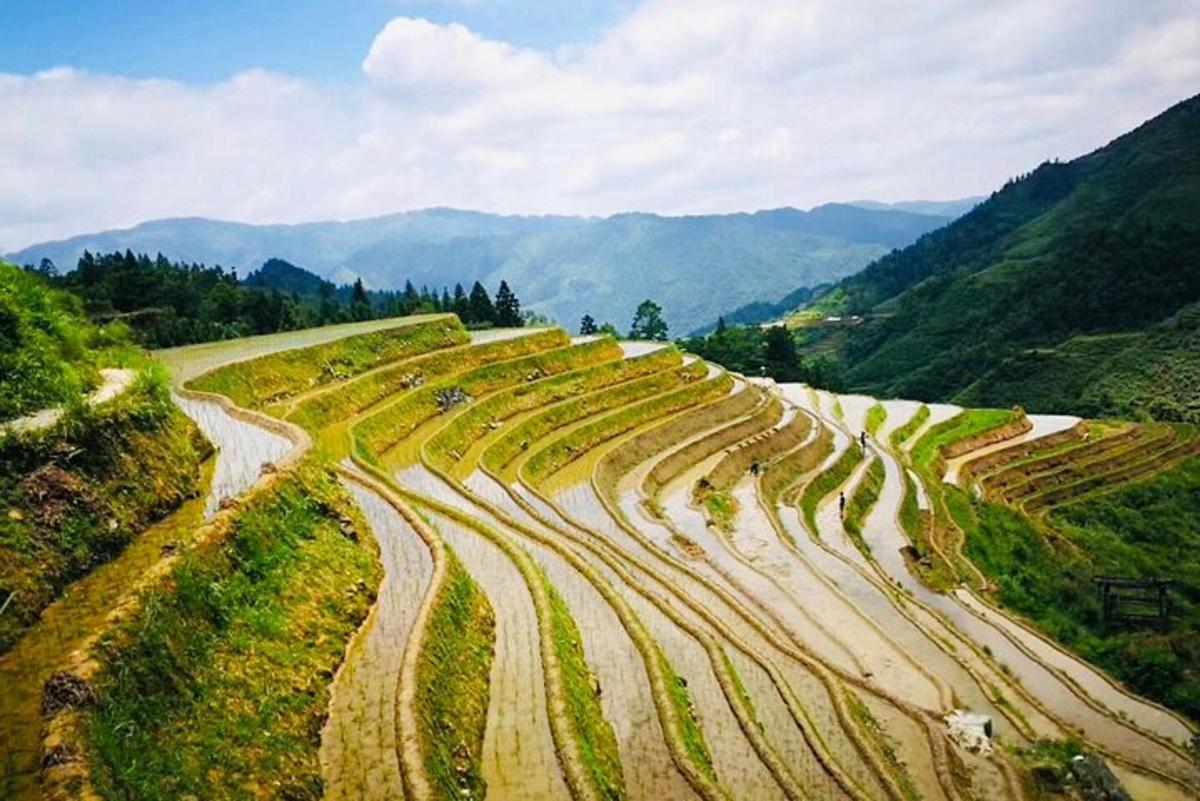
[353,331,603,455]
[0,367,208,652]
[480,351,691,473]
[962,457,1200,722]
[845,694,920,801]
[887,404,929,451]
[697,486,739,532]
[843,456,884,554]
[909,408,1019,479]
[86,460,382,800]
[799,442,864,535]
[541,573,626,800]
[417,547,495,801]
[189,315,467,410]
[660,652,717,783]
[427,343,679,471]
[521,369,732,484]
[864,403,886,437]
[292,327,571,434]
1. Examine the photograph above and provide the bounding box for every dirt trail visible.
[1,367,134,436]
[320,477,435,801]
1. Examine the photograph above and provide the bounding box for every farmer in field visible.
[860,431,867,449]
[839,491,846,517]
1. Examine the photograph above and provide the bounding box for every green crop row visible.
[887,405,929,451]
[843,456,885,551]
[353,332,609,457]
[799,441,865,536]
[188,315,467,410]
[480,351,694,472]
[522,370,733,484]
[427,345,682,472]
[864,403,886,437]
[292,327,569,433]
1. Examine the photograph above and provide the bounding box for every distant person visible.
[839,491,846,517]
[860,431,867,449]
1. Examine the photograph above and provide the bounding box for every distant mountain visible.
[848,197,984,218]
[7,204,952,334]
[808,94,1200,422]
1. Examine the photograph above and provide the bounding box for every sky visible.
[0,0,1197,251]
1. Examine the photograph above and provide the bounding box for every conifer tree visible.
[494,280,522,327]
[467,281,495,325]
[579,314,597,335]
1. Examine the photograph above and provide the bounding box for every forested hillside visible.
[9,203,954,334]
[797,94,1200,422]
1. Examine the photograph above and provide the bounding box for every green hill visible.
[805,94,1200,422]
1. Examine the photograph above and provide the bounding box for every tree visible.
[350,277,372,321]
[764,325,797,366]
[715,315,727,335]
[598,322,619,337]
[579,314,598,335]
[494,280,522,327]
[629,299,668,341]
[452,283,469,320]
[467,281,495,325]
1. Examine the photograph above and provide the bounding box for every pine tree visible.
[629,299,669,341]
[453,283,469,319]
[494,280,522,327]
[715,315,727,335]
[350,277,372,321]
[467,281,495,325]
[403,280,419,313]
[441,288,452,311]
[579,314,598,335]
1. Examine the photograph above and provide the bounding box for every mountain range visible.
[796,93,1200,423]
[7,202,965,335]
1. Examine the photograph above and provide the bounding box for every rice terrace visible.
[2,4,1200,801]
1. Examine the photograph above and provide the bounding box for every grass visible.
[0,261,101,422]
[86,460,382,801]
[659,652,717,784]
[697,486,739,532]
[896,469,957,591]
[909,408,1020,479]
[799,441,864,536]
[864,403,886,437]
[188,315,467,410]
[541,573,626,800]
[961,456,1200,722]
[0,366,208,652]
[888,404,929,450]
[521,369,733,484]
[480,353,693,473]
[417,547,495,801]
[354,331,605,456]
[843,456,884,554]
[844,694,920,801]
[427,343,679,472]
[292,327,571,435]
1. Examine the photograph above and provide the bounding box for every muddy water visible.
[857,694,948,801]
[942,414,1079,485]
[174,394,292,518]
[464,472,700,801]
[320,477,435,800]
[548,483,888,799]
[417,504,572,800]
[0,463,213,801]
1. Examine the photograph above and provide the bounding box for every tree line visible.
[25,251,526,348]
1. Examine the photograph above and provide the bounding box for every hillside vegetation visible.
[9,204,953,335]
[793,94,1200,422]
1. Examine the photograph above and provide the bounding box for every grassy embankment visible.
[188,315,468,411]
[86,461,382,800]
[864,403,886,438]
[1,263,208,652]
[842,457,884,555]
[962,454,1200,723]
[799,441,864,537]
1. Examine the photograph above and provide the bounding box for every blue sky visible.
[0,1,1196,251]
[0,1,629,82]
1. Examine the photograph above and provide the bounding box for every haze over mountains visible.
[7,201,967,335]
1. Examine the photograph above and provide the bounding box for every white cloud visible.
[2,1,1198,252]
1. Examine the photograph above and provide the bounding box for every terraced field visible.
[14,315,1199,800]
